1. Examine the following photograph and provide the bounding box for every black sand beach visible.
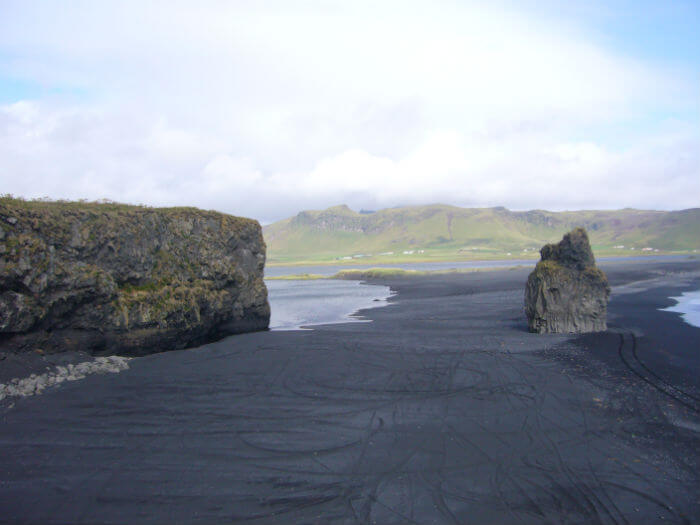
[1,259,699,524]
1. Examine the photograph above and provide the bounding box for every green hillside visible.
[263,204,700,265]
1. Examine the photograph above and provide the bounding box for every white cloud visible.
[0,1,697,221]
[288,125,698,213]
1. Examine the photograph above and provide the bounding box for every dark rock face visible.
[0,199,270,356]
[525,227,610,333]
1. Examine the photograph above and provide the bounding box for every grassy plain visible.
[265,266,528,280]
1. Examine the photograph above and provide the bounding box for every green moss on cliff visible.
[0,195,258,241]
[530,259,608,291]
[1,196,269,353]
[582,266,607,283]
[119,281,164,294]
[531,259,564,279]
[2,194,200,215]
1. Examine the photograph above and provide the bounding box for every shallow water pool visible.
[266,279,393,330]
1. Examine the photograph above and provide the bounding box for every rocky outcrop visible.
[525,227,610,333]
[0,198,270,356]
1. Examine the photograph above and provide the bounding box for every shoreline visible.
[267,251,697,268]
[3,258,699,404]
[265,264,529,280]
[265,253,698,279]
[1,258,699,523]
[661,289,700,328]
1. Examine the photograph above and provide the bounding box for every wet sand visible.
[0,259,699,524]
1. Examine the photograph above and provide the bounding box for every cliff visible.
[0,198,270,356]
[264,204,700,264]
[524,227,610,333]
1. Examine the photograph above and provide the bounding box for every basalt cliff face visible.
[525,227,610,334]
[0,199,270,356]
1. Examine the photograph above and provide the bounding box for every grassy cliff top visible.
[0,196,263,242]
[0,195,255,221]
[1,195,267,307]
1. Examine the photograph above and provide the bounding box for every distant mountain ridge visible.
[263,204,700,264]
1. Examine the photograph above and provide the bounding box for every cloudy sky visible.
[1,1,698,223]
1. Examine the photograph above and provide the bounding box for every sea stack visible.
[524,227,610,333]
[0,199,270,356]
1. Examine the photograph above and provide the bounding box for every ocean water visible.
[662,290,700,328]
[266,279,394,330]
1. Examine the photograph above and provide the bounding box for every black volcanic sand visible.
[1,260,699,524]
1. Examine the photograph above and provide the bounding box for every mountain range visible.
[263,204,700,265]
